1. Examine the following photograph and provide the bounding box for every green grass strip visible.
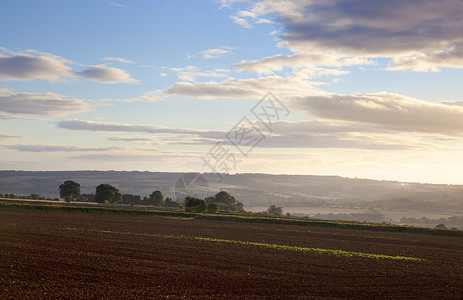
[64,227,424,262]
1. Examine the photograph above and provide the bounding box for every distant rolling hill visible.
[1,170,462,212]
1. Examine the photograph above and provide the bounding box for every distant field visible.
[246,206,370,215]
[247,206,463,229]
[1,209,462,299]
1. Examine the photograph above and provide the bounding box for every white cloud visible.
[236,8,273,25]
[0,91,91,116]
[290,92,463,134]
[163,73,327,99]
[102,57,135,64]
[0,49,139,83]
[387,44,463,71]
[199,48,230,59]
[169,66,229,82]
[55,117,436,150]
[0,53,73,81]
[229,15,252,28]
[255,18,273,24]
[236,53,376,74]
[237,10,257,18]
[77,66,139,84]
[105,1,128,8]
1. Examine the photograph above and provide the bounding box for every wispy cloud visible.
[101,57,135,64]
[229,15,252,28]
[0,133,24,141]
[199,48,230,59]
[57,119,225,139]
[56,118,430,151]
[163,72,327,99]
[0,114,46,121]
[105,1,128,8]
[169,66,230,82]
[236,53,376,74]
[4,144,122,152]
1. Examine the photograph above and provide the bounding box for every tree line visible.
[57,180,253,214]
[1,180,285,216]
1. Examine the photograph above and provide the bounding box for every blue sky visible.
[2,0,463,184]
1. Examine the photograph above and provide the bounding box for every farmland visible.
[1,209,462,299]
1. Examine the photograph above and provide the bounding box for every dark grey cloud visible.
[277,0,463,55]
[230,0,463,70]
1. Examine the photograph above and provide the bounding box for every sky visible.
[2,0,463,184]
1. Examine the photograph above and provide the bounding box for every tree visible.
[207,202,219,213]
[80,193,95,202]
[94,184,122,204]
[207,191,244,212]
[148,190,164,206]
[59,180,81,202]
[184,196,207,212]
[214,191,235,205]
[267,205,283,216]
[30,193,41,200]
[165,197,179,208]
[436,224,447,230]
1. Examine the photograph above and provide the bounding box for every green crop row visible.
[64,227,424,262]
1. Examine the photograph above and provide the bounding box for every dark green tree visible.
[165,197,179,208]
[267,205,283,216]
[94,184,122,204]
[208,191,244,212]
[30,193,41,200]
[436,224,447,230]
[184,196,207,212]
[214,191,236,205]
[148,190,164,206]
[207,202,220,213]
[59,180,81,202]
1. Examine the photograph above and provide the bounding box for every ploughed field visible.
[0,210,462,299]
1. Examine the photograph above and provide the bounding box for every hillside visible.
[1,170,462,212]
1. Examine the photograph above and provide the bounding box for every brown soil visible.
[0,209,462,299]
